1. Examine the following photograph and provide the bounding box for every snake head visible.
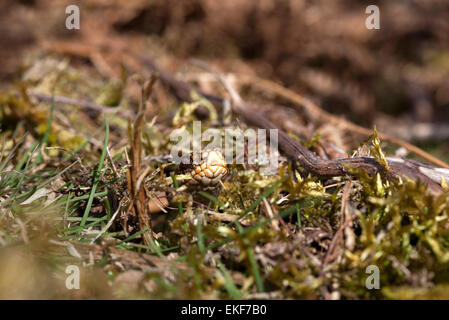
[190,149,228,187]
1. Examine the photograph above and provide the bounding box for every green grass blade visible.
[171,175,183,216]
[37,93,54,163]
[80,117,109,226]
[116,227,149,245]
[217,260,242,299]
[236,222,264,292]
[197,219,205,253]
[230,176,286,226]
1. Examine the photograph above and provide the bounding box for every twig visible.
[322,182,353,266]
[130,53,448,196]
[207,211,252,226]
[128,75,158,246]
[262,198,279,232]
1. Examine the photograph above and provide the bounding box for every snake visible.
[143,148,228,192]
[186,149,228,189]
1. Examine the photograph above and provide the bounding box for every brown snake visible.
[144,149,228,191]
